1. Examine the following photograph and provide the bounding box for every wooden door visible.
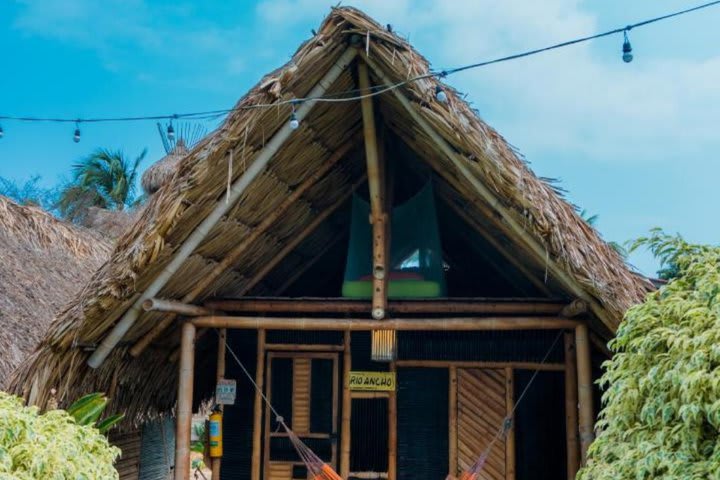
[263,352,339,480]
[451,368,514,480]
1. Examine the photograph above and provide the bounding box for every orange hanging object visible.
[312,463,343,480]
[209,408,223,458]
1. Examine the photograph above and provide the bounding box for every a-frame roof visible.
[10,7,651,420]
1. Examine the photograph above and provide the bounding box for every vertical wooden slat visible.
[388,360,398,480]
[564,332,580,479]
[576,324,595,465]
[292,358,312,434]
[504,368,515,480]
[263,353,274,480]
[174,322,195,480]
[331,354,340,468]
[341,332,352,478]
[252,330,266,480]
[449,366,458,477]
[212,328,227,480]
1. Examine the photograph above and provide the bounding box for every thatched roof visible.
[9,7,652,422]
[141,139,190,195]
[0,196,111,386]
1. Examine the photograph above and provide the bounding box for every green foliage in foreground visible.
[67,392,124,434]
[0,391,120,479]
[580,233,720,479]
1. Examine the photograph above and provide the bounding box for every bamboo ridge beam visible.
[191,316,579,330]
[358,61,388,320]
[88,47,358,369]
[203,298,570,315]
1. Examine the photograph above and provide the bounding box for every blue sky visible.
[1,0,719,276]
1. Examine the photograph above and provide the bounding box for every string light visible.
[0,0,717,134]
[622,29,634,63]
[289,101,300,130]
[73,122,81,143]
[0,124,4,139]
[167,121,175,140]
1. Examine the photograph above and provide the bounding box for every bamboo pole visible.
[564,332,580,480]
[192,316,580,331]
[576,324,594,465]
[505,367,516,480]
[204,298,569,315]
[358,61,388,320]
[388,360,397,480]
[395,360,564,371]
[211,329,227,479]
[560,299,588,318]
[142,298,214,316]
[130,139,358,359]
[341,332,352,479]
[448,366,458,477]
[174,322,196,480]
[251,330,266,480]
[88,48,358,369]
[362,54,617,333]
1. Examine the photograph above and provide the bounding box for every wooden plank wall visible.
[110,429,143,480]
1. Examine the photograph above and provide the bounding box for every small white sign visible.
[216,379,237,405]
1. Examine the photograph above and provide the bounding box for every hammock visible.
[222,331,562,480]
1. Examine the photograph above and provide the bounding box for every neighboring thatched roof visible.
[9,7,652,422]
[141,139,190,195]
[0,196,111,386]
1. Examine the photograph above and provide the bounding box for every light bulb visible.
[167,123,175,140]
[435,85,447,103]
[0,124,4,139]
[622,31,633,63]
[73,126,81,143]
[290,112,300,130]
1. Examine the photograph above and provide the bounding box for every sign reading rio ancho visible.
[348,371,396,391]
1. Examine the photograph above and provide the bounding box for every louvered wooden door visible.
[452,368,514,480]
[263,352,339,480]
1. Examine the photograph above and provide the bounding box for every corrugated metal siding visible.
[397,368,448,480]
[221,330,258,480]
[138,417,175,480]
[513,370,565,480]
[111,429,142,480]
[398,331,563,363]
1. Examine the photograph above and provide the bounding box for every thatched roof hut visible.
[141,139,190,195]
[9,7,652,428]
[0,195,111,385]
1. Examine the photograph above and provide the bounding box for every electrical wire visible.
[0,0,718,125]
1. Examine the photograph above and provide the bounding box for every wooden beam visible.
[129,139,358,358]
[505,367,516,480]
[174,322,196,480]
[561,299,588,318]
[340,332,352,479]
[448,366,458,477]
[204,298,569,315]
[90,48,358,368]
[358,61,388,320]
[576,324,595,465]
[142,298,214,316]
[564,332,580,480]
[395,360,564,371]
[191,316,580,331]
[362,54,616,333]
[388,360,397,480]
[441,193,552,296]
[212,329,227,479]
[251,330,266,480]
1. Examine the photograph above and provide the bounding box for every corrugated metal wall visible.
[138,417,175,480]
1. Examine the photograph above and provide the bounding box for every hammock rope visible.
[221,329,563,480]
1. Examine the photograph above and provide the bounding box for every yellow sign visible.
[348,371,396,391]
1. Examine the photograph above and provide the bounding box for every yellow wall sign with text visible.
[348,371,396,391]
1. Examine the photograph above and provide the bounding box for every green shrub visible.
[0,391,120,479]
[579,234,720,479]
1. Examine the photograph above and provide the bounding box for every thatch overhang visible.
[0,196,111,386]
[9,7,652,423]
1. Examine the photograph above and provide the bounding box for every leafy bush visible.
[0,391,120,479]
[579,233,720,479]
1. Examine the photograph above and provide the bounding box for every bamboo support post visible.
[448,366,458,477]
[564,331,580,479]
[341,332,352,479]
[251,330,266,480]
[191,316,580,331]
[174,322,196,480]
[358,61,388,320]
[505,367,516,480]
[576,324,594,465]
[211,329,227,479]
[204,298,569,315]
[388,360,397,480]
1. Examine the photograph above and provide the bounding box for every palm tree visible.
[57,148,146,222]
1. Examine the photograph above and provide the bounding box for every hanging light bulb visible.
[73,122,81,143]
[622,29,633,63]
[167,120,175,140]
[0,124,4,139]
[289,112,299,130]
[435,85,448,103]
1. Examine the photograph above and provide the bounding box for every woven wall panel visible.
[456,369,507,480]
[268,462,293,480]
[293,358,312,434]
